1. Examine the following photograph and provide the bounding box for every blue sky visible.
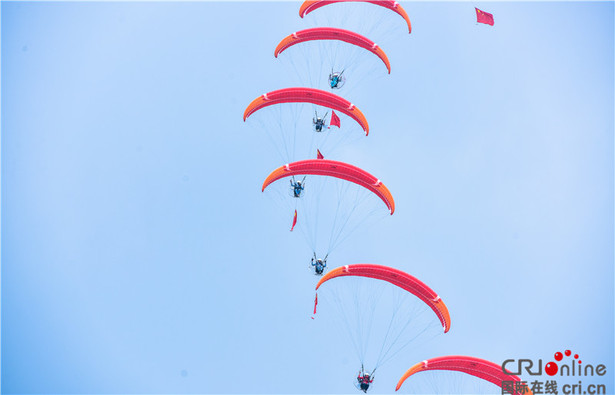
[1,1,613,394]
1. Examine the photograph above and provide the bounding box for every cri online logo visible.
[502,350,607,377]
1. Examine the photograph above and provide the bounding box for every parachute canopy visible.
[275,27,391,73]
[262,159,395,214]
[299,0,412,34]
[396,355,533,394]
[244,87,369,135]
[316,264,450,332]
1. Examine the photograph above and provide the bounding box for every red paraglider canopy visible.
[396,355,533,394]
[244,87,369,135]
[316,264,450,331]
[262,159,395,214]
[299,0,412,34]
[275,27,391,73]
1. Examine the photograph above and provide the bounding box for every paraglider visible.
[315,264,450,331]
[395,356,533,394]
[244,87,369,135]
[274,27,391,74]
[357,367,374,393]
[290,176,306,197]
[311,253,327,275]
[329,70,345,89]
[299,0,413,34]
[262,160,395,268]
[313,111,328,132]
[313,264,451,389]
[262,159,395,214]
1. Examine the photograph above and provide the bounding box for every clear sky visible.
[1,1,613,394]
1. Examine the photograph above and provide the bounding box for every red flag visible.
[328,110,341,129]
[313,293,318,315]
[475,8,494,26]
[317,149,324,159]
[290,210,297,231]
